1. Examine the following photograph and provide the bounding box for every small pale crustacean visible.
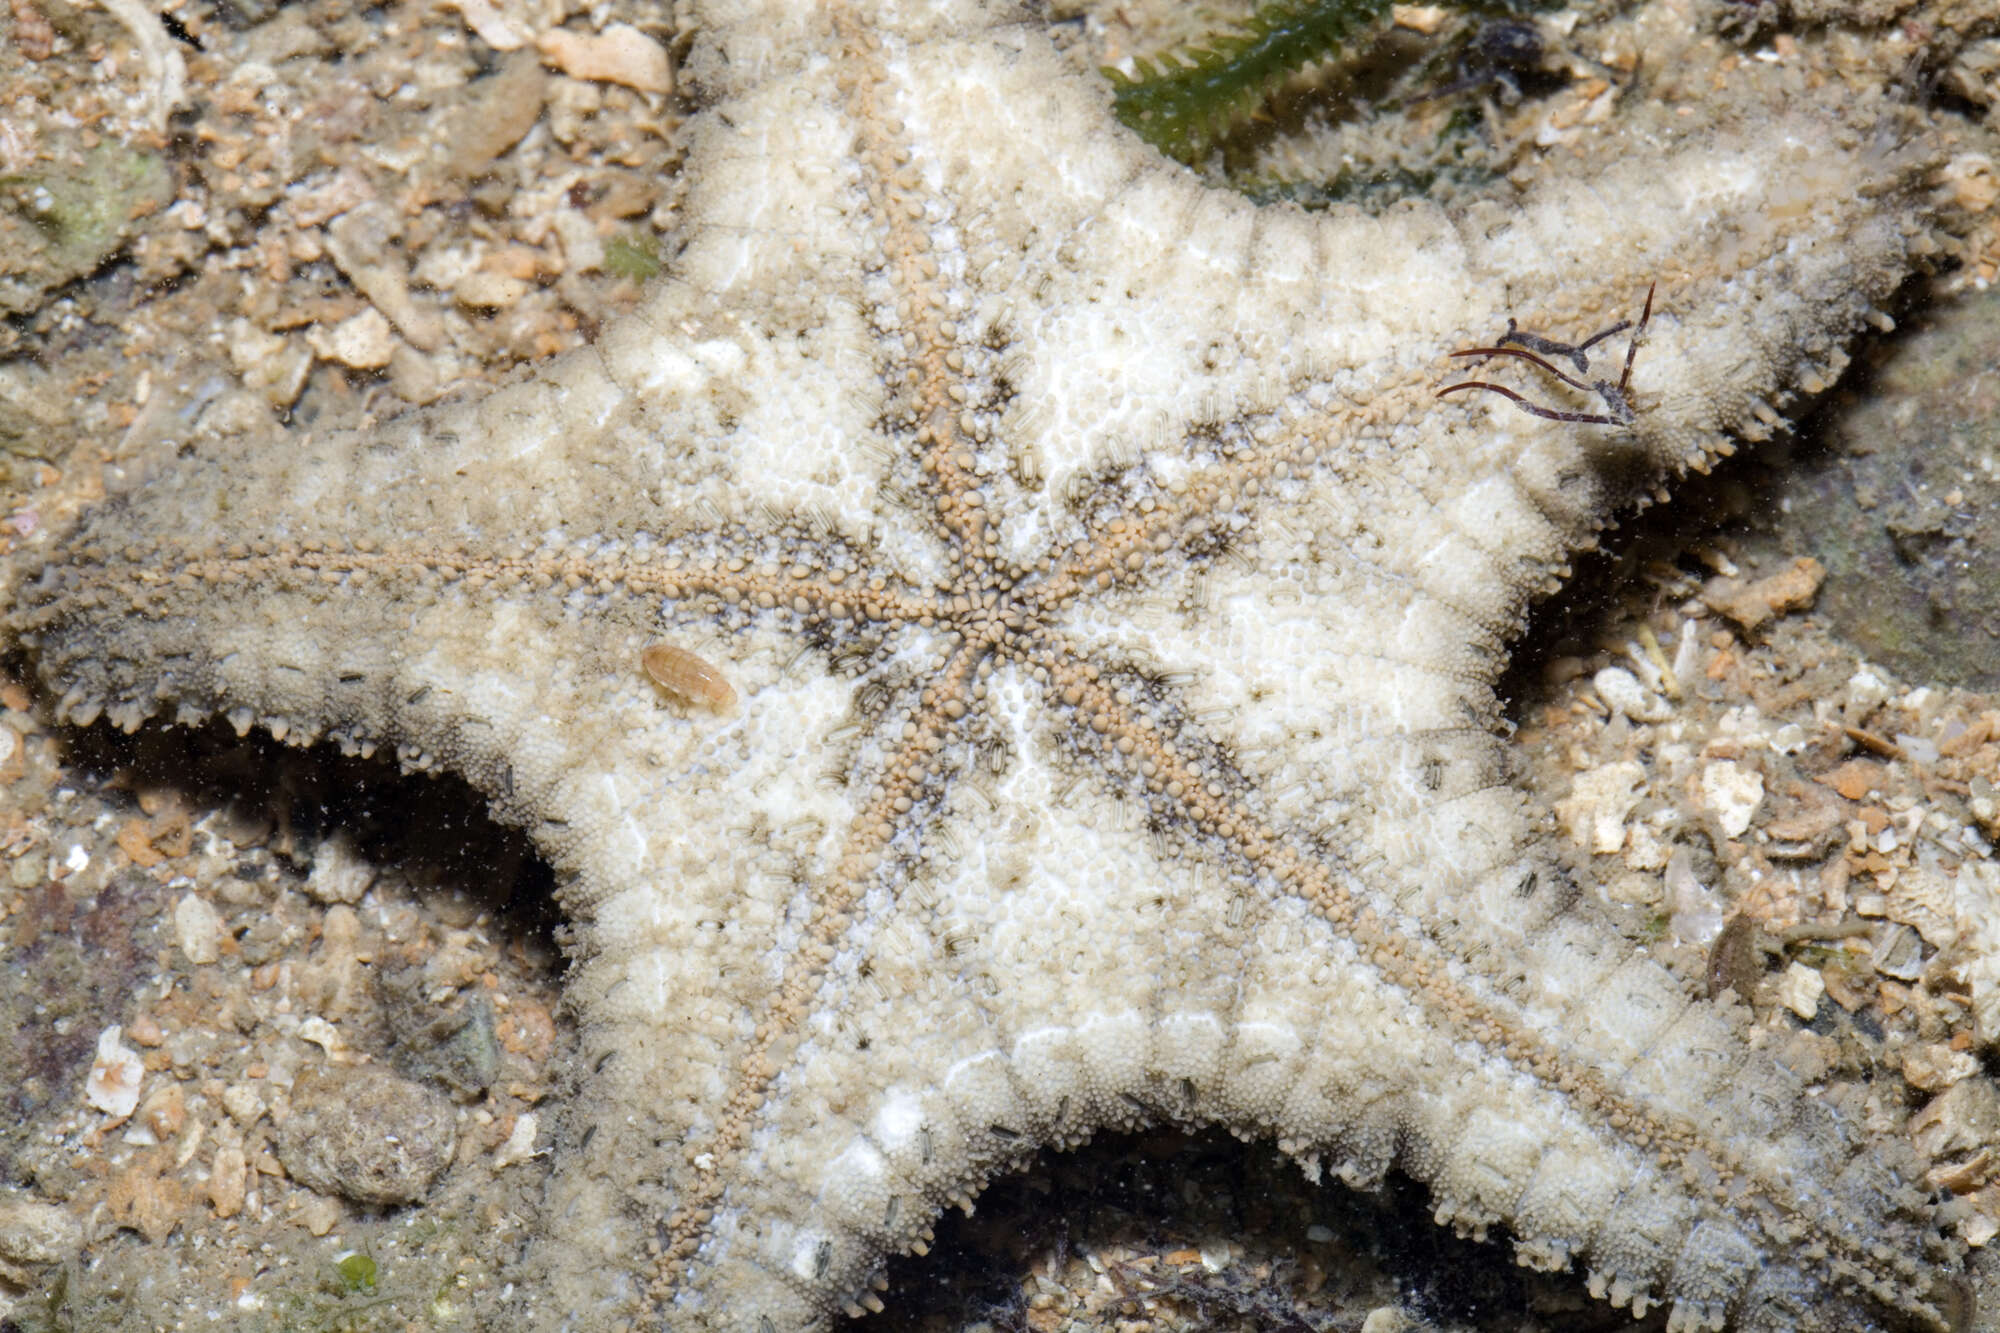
[641,642,735,710]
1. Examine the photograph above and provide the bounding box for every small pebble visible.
[389,343,457,406]
[1361,1310,1413,1333]
[443,50,548,176]
[306,831,376,905]
[1664,847,1724,948]
[139,1082,187,1140]
[1699,760,1764,840]
[453,271,531,310]
[1847,666,1892,710]
[9,851,44,889]
[1593,666,1672,723]
[227,317,313,408]
[297,1015,345,1053]
[491,1111,539,1168]
[307,306,395,369]
[1895,732,1940,766]
[1390,4,1447,33]
[443,0,526,49]
[207,1144,248,1219]
[327,204,442,351]
[1669,619,1702,689]
[1775,962,1825,1021]
[221,1083,267,1127]
[299,1195,342,1236]
[1904,1042,1979,1093]
[1555,760,1644,855]
[1872,923,1926,982]
[85,1025,144,1118]
[537,22,672,94]
[552,207,604,274]
[174,892,224,965]
[1701,556,1824,631]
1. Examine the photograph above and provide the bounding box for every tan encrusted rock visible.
[105,1150,185,1242]
[1701,556,1825,632]
[1914,1077,2000,1194]
[279,1064,456,1206]
[0,1195,82,1269]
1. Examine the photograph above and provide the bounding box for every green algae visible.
[1106,0,1402,162]
[0,139,172,318]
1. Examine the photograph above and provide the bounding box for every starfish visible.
[5,0,1967,1328]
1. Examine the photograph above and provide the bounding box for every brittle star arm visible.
[1435,344,1626,424]
[1617,280,1658,394]
[1442,344,1595,393]
[1433,376,1624,426]
[1496,317,1631,373]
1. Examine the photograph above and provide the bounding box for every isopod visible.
[642,642,735,710]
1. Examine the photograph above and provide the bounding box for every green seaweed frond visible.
[1107,0,1400,163]
[334,1251,380,1293]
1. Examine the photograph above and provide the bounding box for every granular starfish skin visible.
[4,0,1969,1328]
